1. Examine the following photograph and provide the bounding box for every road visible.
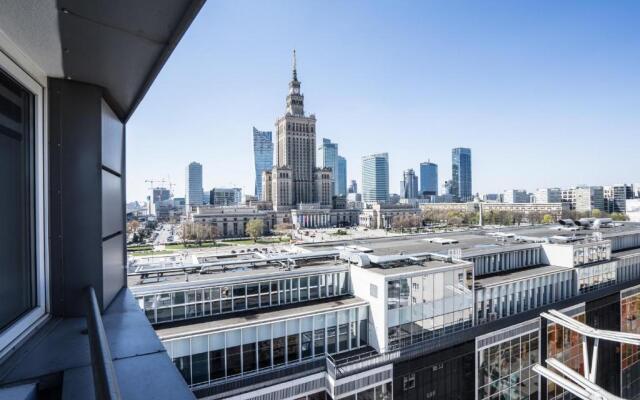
[154,224,174,245]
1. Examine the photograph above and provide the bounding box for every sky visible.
[126,0,640,202]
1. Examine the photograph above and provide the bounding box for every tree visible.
[542,214,554,224]
[127,220,140,234]
[611,212,629,221]
[246,219,264,242]
[591,209,602,218]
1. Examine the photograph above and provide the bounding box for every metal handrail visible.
[85,286,122,400]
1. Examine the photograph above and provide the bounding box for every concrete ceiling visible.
[0,0,205,121]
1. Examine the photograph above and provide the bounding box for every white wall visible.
[349,265,387,351]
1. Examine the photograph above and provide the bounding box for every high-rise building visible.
[574,186,605,213]
[535,187,562,203]
[152,187,171,203]
[185,161,203,207]
[274,50,318,205]
[337,156,347,196]
[400,168,419,199]
[362,153,389,203]
[503,189,530,203]
[604,184,633,213]
[209,188,242,206]
[452,147,472,202]
[348,180,358,194]
[419,161,438,196]
[318,138,339,194]
[252,127,273,199]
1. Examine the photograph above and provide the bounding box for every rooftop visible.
[301,223,640,257]
[475,264,573,288]
[156,296,367,340]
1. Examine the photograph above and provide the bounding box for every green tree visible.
[611,212,629,221]
[542,214,554,224]
[591,209,602,218]
[246,219,264,242]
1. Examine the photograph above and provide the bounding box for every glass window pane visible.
[0,70,36,331]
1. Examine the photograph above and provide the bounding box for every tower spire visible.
[292,49,297,81]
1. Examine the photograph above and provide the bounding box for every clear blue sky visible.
[127,0,640,202]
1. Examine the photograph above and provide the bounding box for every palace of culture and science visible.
[262,50,333,211]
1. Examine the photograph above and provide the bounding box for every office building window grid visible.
[163,305,368,386]
[386,267,474,348]
[621,291,640,399]
[137,272,350,324]
[477,331,539,399]
[546,312,587,400]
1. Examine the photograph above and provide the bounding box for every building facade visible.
[535,187,562,203]
[185,161,203,209]
[348,180,358,194]
[574,186,605,213]
[274,51,317,206]
[452,147,472,202]
[318,138,338,195]
[253,127,273,199]
[503,189,530,203]
[337,156,347,196]
[419,161,438,197]
[605,184,633,213]
[209,187,242,206]
[400,169,419,199]
[362,153,389,204]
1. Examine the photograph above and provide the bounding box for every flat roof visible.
[301,223,640,258]
[156,296,368,340]
[475,264,573,288]
[360,259,469,277]
[129,259,349,295]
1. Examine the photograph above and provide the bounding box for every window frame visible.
[0,48,48,357]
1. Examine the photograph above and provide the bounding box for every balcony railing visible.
[85,286,122,400]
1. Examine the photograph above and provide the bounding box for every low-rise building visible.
[359,203,421,229]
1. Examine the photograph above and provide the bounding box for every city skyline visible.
[126,1,640,202]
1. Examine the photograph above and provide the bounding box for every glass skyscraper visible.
[452,148,472,202]
[252,127,273,199]
[419,161,438,196]
[361,153,389,203]
[337,156,347,196]
[318,138,339,195]
[185,161,203,206]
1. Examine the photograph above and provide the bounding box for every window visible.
[403,373,415,390]
[0,54,46,353]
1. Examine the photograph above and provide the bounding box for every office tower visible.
[419,161,438,196]
[574,186,605,213]
[152,187,171,203]
[185,161,203,207]
[337,156,347,196]
[348,180,358,194]
[400,169,419,199]
[503,189,530,203]
[209,188,242,206]
[252,127,273,199]
[535,187,562,203]
[274,50,317,205]
[318,138,339,194]
[361,153,389,203]
[452,147,472,202]
[604,184,632,213]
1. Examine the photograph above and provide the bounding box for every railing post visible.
[85,286,122,400]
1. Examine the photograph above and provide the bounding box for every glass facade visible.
[476,270,574,323]
[386,267,473,348]
[137,271,349,324]
[0,67,36,332]
[451,147,472,202]
[477,332,539,399]
[576,262,617,293]
[573,243,611,266]
[337,382,392,400]
[253,128,273,199]
[163,305,368,386]
[622,290,640,399]
[361,153,389,203]
[546,311,586,400]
